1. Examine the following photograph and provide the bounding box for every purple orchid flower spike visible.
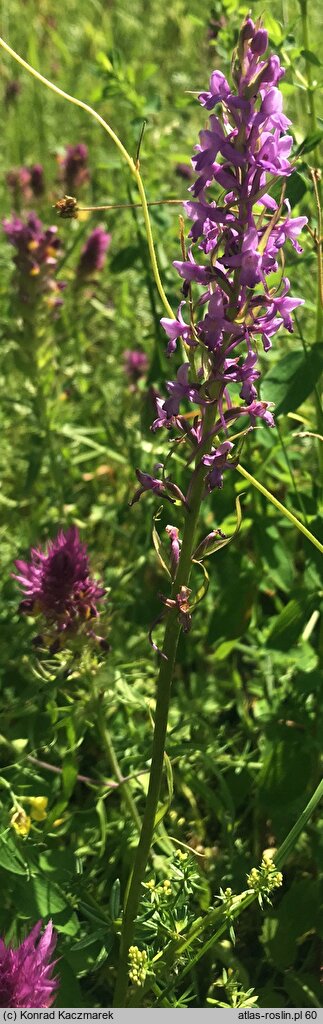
[130,17,307,620]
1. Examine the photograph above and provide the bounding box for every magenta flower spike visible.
[0,920,58,1008]
[144,18,307,493]
[13,526,105,643]
[76,226,111,277]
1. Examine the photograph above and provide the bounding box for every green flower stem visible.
[0,36,175,322]
[113,403,216,1007]
[237,464,323,554]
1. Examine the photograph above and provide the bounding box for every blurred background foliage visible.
[0,0,322,1009]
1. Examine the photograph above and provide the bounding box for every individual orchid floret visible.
[194,528,227,561]
[130,469,167,506]
[130,469,186,508]
[161,303,193,355]
[76,226,111,278]
[13,526,105,647]
[163,363,201,419]
[244,400,275,427]
[0,921,58,1007]
[198,70,231,110]
[202,441,234,491]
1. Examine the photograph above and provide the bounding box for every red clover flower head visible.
[3,212,65,310]
[150,18,307,493]
[14,526,105,643]
[76,226,111,278]
[0,921,58,1008]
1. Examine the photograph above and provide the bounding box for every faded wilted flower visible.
[0,921,58,1007]
[10,807,31,837]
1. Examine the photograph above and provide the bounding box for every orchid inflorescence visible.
[136,18,306,504]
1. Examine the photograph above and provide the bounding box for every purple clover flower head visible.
[77,227,111,278]
[59,143,89,192]
[3,213,65,310]
[0,921,58,1008]
[14,527,105,639]
[123,348,149,383]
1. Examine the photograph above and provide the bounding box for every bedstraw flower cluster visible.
[137,18,306,504]
[128,946,148,987]
[247,851,283,905]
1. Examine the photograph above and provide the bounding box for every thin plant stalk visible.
[237,464,323,554]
